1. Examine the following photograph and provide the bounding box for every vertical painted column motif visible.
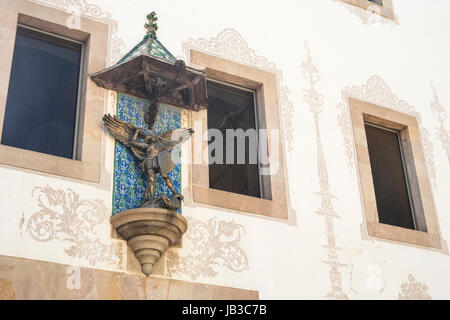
[301,42,348,300]
[430,82,450,164]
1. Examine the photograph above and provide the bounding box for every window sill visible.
[0,144,100,183]
[367,222,442,250]
[192,185,288,220]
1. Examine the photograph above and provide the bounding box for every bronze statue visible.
[103,114,193,210]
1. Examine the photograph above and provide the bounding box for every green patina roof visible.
[116,34,177,65]
[116,12,177,65]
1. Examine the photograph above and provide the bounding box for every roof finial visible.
[145,12,158,39]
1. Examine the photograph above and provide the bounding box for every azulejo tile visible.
[113,94,181,215]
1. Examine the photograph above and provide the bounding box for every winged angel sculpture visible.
[103,114,193,210]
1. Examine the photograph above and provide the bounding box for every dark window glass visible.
[365,124,415,230]
[1,27,82,159]
[369,0,383,5]
[207,81,261,198]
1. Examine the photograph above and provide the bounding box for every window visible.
[349,98,441,249]
[0,1,110,182]
[1,26,82,159]
[185,49,288,220]
[368,0,383,5]
[341,0,395,21]
[207,80,261,198]
[364,123,422,231]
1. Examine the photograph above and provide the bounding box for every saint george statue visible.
[103,114,193,210]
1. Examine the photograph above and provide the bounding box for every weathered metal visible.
[91,56,207,111]
[90,12,208,111]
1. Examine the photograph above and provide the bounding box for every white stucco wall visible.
[0,0,449,299]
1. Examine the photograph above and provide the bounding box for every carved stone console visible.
[111,208,188,276]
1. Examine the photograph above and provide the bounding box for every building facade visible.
[0,0,449,300]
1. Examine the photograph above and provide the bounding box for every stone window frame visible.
[0,0,110,183]
[182,48,289,220]
[349,97,442,249]
[341,0,396,20]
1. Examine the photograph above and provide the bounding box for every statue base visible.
[111,208,188,276]
[140,193,184,210]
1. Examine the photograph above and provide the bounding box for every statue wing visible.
[102,114,138,147]
[156,129,194,151]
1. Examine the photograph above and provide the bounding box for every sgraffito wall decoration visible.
[113,94,182,215]
[26,186,125,269]
[183,28,295,155]
[332,0,398,25]
[337,103,355,169]
[301,42,349,300]
[109,33,126,65]
[398,275,432,300]
[30,0,112,18]
[187,29,277,70]
[337,76,438,190]
[279,86,295,154]
[430,82,450,164]
[165,216,249,281]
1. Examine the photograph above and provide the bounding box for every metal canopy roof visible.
[90,13,207,111]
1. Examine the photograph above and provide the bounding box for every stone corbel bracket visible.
[111,208,188,276]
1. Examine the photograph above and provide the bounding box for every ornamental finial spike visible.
[145,11,158,39]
